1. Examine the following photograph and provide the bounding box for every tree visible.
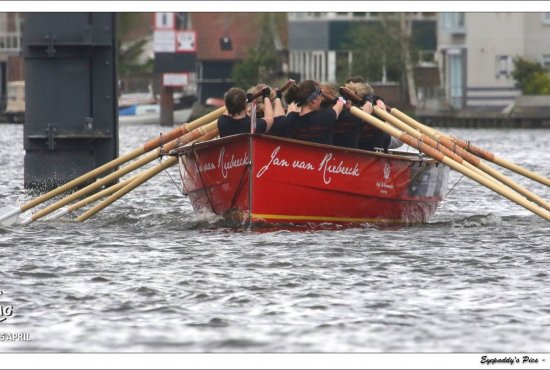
[345,21,402,83]
[116,13,153,78]
[523,72,550,95]
[345,13,419,107]
[511,57,550,95]
[232,48,277,88]
[118,39,154,77]
[379,13,418,107]
[231,13,284,89]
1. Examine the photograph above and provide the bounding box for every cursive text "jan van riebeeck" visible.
[257,146,360,184]
[218,147,249,179]
[195,146,249,179]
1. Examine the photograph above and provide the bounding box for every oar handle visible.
[320,91,337,103]
[340,86,393,112]
[247,87,269,103]
[279,79,296,93]
[340,86,362,104]
[142,106,225,152]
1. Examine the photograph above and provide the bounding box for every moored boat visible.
[172,134,449,227]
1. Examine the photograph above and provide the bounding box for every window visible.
[495,55,512,78]
[443,12,465,30]
[542,55,550,71]
[449,53,464,108]
[543,13,550,24]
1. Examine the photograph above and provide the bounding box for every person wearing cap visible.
[217,87,274,137]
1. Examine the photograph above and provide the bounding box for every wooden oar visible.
[339,86,550,211]
[18,120,219,225]
[373,106,550,212]
[76,122,219,222]
[349,106,550,222]
[194,128,219,143]
[42,174,141,221]
[339,86,496,185]
[390,108,550,187]
[0,107,225,226]
[76,157,178,222]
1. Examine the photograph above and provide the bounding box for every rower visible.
[217,87,274,137]
[332,81,364,149]
[320,83,339,110]
[247,84,289,138]
[360,94,404,151]
[285,80,345,145]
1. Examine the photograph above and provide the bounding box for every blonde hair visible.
[320,83,338,109]
[246,84,276,117]
[344,81,374,98]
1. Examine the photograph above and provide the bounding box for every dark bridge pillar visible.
[23,13,118,189]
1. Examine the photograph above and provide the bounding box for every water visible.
[0,122,549,353]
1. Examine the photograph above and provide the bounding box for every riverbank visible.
[415,95,550,128]
[415,110,550,128]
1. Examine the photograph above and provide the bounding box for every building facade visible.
[287,12,437,83]
[438,12,550,111]
[0,13,24,111]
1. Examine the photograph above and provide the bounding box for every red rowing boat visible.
[173,134,449,227]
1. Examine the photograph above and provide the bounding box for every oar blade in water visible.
[41,207,69,221]
[0,205,21,226]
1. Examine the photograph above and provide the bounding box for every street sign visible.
[154,30,176,53]
[163,73,189,87]
[176,30,196,52]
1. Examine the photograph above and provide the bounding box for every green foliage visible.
[116,13,153,77]
[117,13,144,39]
[512,57,550,95]
[343,21,402,84]
[231,14,281,89]
[232,48,278,89]
[523,72,550,95]
[118,39,154,77]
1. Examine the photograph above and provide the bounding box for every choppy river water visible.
[0,121,549,353]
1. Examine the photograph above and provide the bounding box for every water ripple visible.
[0,124,549,352]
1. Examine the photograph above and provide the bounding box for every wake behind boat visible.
[172,134,449,227]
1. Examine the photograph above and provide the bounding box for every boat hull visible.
[176,134,449,226]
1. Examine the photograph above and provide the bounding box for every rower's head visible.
[345,75,366,84]
[246,84,275,117]
[291,80,322,109]
[320,83,338,109]
[344,81,374,97]
[224,87,247,116]
[344,81,374,104]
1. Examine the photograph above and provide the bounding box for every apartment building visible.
[438,12,550,111]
